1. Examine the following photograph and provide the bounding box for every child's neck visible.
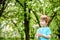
[42,26,47,28]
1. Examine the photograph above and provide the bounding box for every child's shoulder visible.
[46,27,51,30]
[46,27,50,29]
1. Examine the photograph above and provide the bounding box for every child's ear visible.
[46,22,48,25]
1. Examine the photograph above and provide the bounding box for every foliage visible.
[0,0,60,40]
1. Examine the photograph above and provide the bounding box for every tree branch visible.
[15,0,24,7]
[48,11,57,26]
[0,0,6,16]
[32,10,41,27]
[0,0,8,17]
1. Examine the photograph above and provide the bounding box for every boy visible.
[35,15,51,40]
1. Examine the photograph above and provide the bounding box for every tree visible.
[0,0,60,40]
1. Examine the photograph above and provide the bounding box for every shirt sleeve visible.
[46,28,51,35]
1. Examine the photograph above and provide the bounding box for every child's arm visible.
[42,34,51,38]
[38,32,51,38]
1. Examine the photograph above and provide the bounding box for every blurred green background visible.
[0,0,60,40]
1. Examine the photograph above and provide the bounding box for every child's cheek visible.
[40,22,45,25]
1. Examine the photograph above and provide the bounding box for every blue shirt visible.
[36,26,51,40]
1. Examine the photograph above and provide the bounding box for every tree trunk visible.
[24,0,30,40]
